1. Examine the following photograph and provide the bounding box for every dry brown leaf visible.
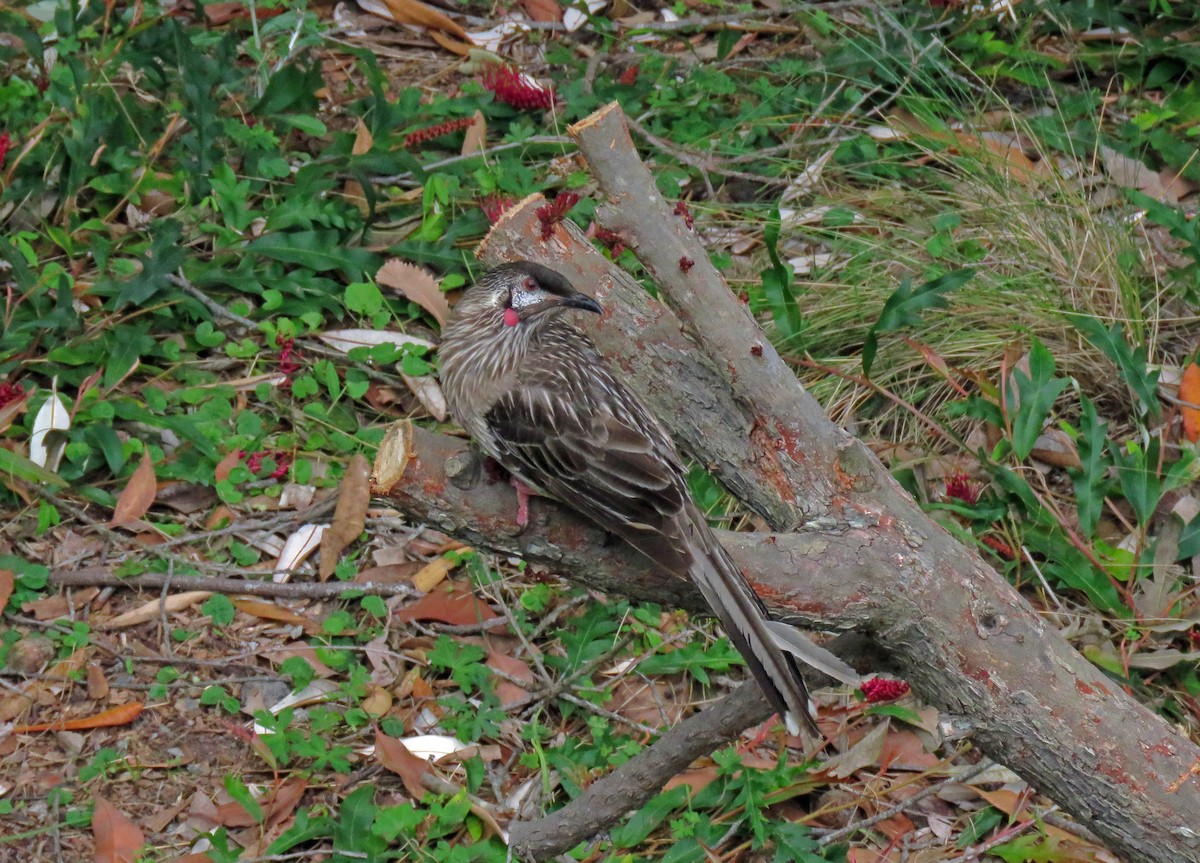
[213,450,242,482]
[231,598,320,633]
[412,555,459,592]
[818,721,890,779]
[400,372,448,421]
[23,593,70,620]
[99,590,213,629]
[87,663,110,700]
[520,0,561,22]
[461,110,486,156]
[375,729,432,798]
[876,728,940,771]
[202,2,285,24]
[1180,362,1200,444]
[92,795,146,863]
[487,649,535,706]
[375,259,451,326]
[0,568,12,612]
[1031,428,1082,470]
[427,28,474,55]
[319,454,370,580]
[1099,145,1197,205]
[15,701,144,733]
[356,562,420,583]
[213,777,307,829]
[397,581,499,626]
[110,450,157,528]
[378,0,467,38]
[352,119,374,156]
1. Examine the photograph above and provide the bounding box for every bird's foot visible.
[511,477,535,528]
[738,717,777,754]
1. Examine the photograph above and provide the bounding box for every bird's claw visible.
[511,477,533,529]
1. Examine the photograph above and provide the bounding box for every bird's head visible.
[457,261,602,329]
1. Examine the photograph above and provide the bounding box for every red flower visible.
[481,195,517,224]
[0,132,11,170]
[861,677,910,702]
[0,381,25,408]
[678,255,695,273]
[403,117,477,149]
[944,471,981,505]
[618,64,640,86]
[673,200,694,230]
[535,192,580,239]
[276,335,301,379]
[243,449,292,480]
[593,226,626,258]
[481,65,556,112]
[981,534,1016,560]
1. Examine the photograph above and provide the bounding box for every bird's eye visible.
[520,276,538,292]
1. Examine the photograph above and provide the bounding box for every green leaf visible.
[251,61,322,116]
[223,775,263,824]
[1068,313,1160,421]
[864,703,925,726]
[344,281,384,315]
[863,268,975,377]
[1111,439,1162,526]
[334,785,386,860]
[243,231,378,278]
[1006,338,1068,460]
[203,595,236,627]
[610,786,690,848]
[1180,511,1200,560]
[109,220,187,308]
[760,208,804,346]
[638,639,741,684]
[0,448,69,488]
[1070,397,1111,538]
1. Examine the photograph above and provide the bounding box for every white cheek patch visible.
[509,288,547,310]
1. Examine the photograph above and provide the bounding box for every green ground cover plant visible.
[3,0,1200,859]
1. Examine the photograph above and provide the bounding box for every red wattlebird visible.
[439,261,857,740]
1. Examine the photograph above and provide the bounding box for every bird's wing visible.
[484,383,693,568]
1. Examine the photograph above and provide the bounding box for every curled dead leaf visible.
[319,454,371,580]
[375,259,451,326]
[110,450,158,528]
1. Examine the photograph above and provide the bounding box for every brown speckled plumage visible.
[440,261,829,738]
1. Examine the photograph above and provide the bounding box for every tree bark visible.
[373,102,1200,863]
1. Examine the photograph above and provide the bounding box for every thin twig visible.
[48,569,416,601]
[817,760,992,845]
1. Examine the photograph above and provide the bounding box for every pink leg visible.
[511,477,535,527]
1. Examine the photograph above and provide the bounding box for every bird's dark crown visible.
[486,261,577,298]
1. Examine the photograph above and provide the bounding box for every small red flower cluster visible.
[481,65,555,112]
[944,471,981,505]
[0,380,25,408]
[861,677,910,703]
[403,117,476,149]
[242,449,292,480]
[276,335,301,379]
[673,200,694,230]
[0,132,11,170]
[982,534,1016,560]
[481,195,517,224]
[593,226,625,258]
[618,64,640,86]
[535,192,579,239]
[678,255,695,273]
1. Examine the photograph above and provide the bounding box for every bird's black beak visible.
[560,293,602,314]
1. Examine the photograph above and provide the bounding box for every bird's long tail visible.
[682,506,859,740]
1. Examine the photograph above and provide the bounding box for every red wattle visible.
[503,308,520,327]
